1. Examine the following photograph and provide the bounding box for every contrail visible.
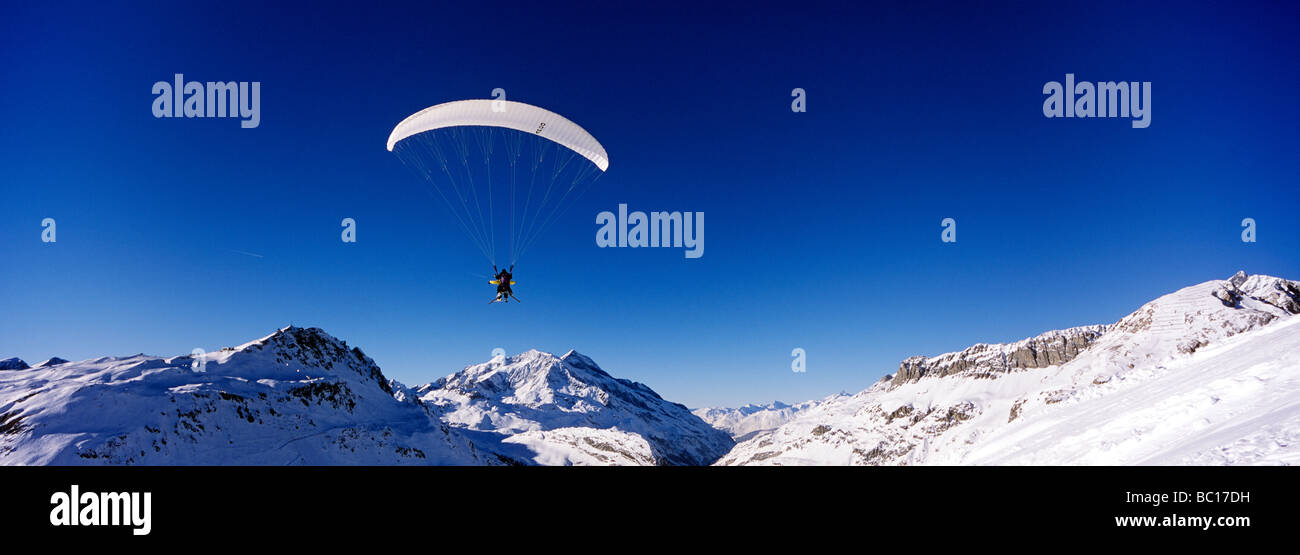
[227,249,264,259]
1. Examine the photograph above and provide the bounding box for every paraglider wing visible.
[387,99,609,171]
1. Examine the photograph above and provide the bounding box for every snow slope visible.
[415,350,734,465]
[718,272,1300,465]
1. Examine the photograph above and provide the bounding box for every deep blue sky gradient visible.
[2,1,1298,407]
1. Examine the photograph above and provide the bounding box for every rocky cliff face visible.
[892,325,1107,385]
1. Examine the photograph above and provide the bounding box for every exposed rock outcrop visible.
[892,325,1107,386]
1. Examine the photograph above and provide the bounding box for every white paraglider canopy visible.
[387,99,610,267]
[387,99,609,171]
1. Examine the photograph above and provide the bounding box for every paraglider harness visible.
[491,265,518,303]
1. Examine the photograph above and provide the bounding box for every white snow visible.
[501,427,657,466]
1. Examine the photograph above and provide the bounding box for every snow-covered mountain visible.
[0,327,728,466]
[718,271,1300,465]
[0,326,489,465]
[694,397,842,442]
[414,350,734,465]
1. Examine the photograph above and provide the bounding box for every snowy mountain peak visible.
[206,325,393,394]
[1229,269,1249,288]
[33,357,69,368]
[417,349,731,465]
[559,349,603,372]
[0,358,28,371]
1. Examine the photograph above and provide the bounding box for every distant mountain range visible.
[3,271,1297,465]
[693,398,841,442]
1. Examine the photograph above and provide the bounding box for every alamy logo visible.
[191,348,207,372]
[50,485,151,536]
[1242,217,1256,242]
[1043,74,1150,128]
[41,217,56,243]
[152,74,261,128]
[596,204,704,258]
[341,218,357,243]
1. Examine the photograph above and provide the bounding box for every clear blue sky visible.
[2,1,1297,408]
